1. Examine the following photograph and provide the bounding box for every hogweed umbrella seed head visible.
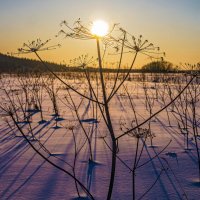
[16,39,60,55]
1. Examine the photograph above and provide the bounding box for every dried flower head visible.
[59,19,117,40]
[132,128,152,138]
[17,39,61,54]
[121,33,165,59]
[70,54,97,69]
[63,120,77,131]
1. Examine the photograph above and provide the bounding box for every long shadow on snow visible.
[5,160,47,200]
[156,116,198,164]
[0,148,41,199]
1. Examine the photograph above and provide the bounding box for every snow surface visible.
[0,74,200,200]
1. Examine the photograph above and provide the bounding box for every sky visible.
[0,0,199,68]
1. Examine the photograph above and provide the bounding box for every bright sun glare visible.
[91,20,109,37]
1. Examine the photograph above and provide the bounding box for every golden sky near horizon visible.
[0,0,199,68]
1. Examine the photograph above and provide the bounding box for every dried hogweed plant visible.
[57,19,167,200]
[8,19,174,200]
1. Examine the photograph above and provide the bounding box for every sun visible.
[91,20,109,37]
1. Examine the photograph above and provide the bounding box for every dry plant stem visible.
[123,85,142,199]
[192,115,200,182]
[72,129,81,197]
[180,90,189,149]
[83,69,109,127]
[95,73,99,129]
[107,52,138,103]
[122,85,169,199]
[170,86,190,148]
[165,105,172,127]
[15,93,27,121]
[161,158,189,200]
[45,78,59,117]
[109,32,126,97]
[33,83,45,121]
[184,91,190,149]
[117,74,197,140]
[189,91,200,181]
[124,86,175,197]
[83,72,116,139]
[123,84,156,199]
[9,113,95,200]
[123,85,152,167]
[67,90,94,161]
[137,169,164,200]
[2,89,20,122]
[133,137,139,200]
[102,137,132,172]
[15,106,74,168]
[96,38,117,200]
[34,51,103,105]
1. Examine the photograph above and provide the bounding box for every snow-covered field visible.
[0,73,200,200]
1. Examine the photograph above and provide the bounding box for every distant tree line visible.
[0,53,68,73]
[141,61,200,73]
[0,53,199,74]
[0,53,138,73]
[141,61,177,72]
[0,53,132,73]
